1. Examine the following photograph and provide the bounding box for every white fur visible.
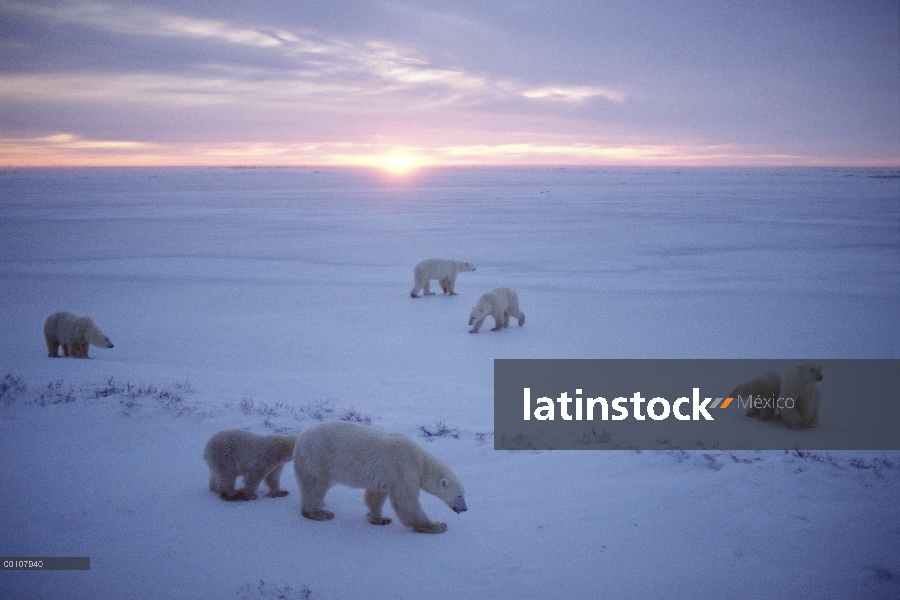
[734,371,782,420]
[779,363,823,429]
[203,429,297,501]
[468,286,525,333]
[410,258,475,297]
[293,421,467,534]
[43,311,114,358]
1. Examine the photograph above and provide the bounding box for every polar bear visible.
[43,311,114,358]
[410,258,475,297]
[293,421,467,534]
[779,363,823,429]
[203,429,297,501]
[468,287,525,333]
[733,371,782,420]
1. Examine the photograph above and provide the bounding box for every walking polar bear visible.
[468,287,525,333]
[293,421,467,534]
[43,311,114,358]
[735,371,783,420]
[779,363,823,429]
[204,429,297,500]
[410,258,475,297]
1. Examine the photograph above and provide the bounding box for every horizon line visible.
[2,135,898,171]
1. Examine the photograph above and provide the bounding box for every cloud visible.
[521,86,626,103]
[4,1,894,166]
[2,0,623,110]
[4,0,284,47]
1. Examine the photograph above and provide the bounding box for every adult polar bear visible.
[779,363,823,429]
[293,421,467,534]
[410,258,475,297]
[468,286,525,333]
[44,311,114,358]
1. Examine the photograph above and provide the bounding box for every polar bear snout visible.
[452,497,467,513]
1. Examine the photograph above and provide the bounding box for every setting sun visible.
[380,154,418,175]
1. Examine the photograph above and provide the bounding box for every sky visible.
[0,0,898,169]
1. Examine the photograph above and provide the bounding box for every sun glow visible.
[380,154,418,175]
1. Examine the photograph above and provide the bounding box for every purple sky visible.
[1,0,898,168]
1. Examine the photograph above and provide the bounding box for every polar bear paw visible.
[302,509,335,521]
[368,514,392,525]
[413,522,448,534]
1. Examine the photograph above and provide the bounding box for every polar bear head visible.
[796,363,823,382]
[89,331,114,349]
[87,328,114,349]
[457,261,475,273]
[79,317,114,349]
[422,458,467,513]
[434,474,467,514]
[468,297,493,326]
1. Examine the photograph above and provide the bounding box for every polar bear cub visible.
[410,258,475,297]
[734,371,782,420]
[44,311,114,358]
[204,429,297,501]
[293,421,467,534]
[469,286,525,333]
[779,363,823,429]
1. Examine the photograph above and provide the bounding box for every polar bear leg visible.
[411,272,432,297]
[389,487,446,534]
[365,489,392,525]
[62,343,70,357]
[47,340,60,357]
[806,389,821,428]
[508,307,525,326]
[469,318,485,333]
[490,314,504,331]
[210,468,245,500]
[299,475,334,520]
[237,469,268,500]
[441,273,458,295]
[757,405,776,420]
[264,464,289,498]
[779,406,806,429]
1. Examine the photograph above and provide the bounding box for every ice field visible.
[1,166,898,599]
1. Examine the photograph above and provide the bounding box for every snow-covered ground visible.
[1,166,898,599]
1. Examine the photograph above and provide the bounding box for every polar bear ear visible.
[440,478,449,489]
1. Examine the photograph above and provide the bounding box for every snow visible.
[1,166,898,599]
